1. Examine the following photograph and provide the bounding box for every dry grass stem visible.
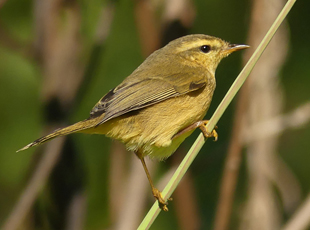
[35,0,83,106]
[2,137,65,230]
[111,2,162,228]
[65,192,87,230]
[243,102,310,143]
[114,156,156,230]
[95,2,115,43]
[281,194,310,230]
[174,170,201,230]
[109,142,127,222]
[240,0,291,229]
[213,84,249,230]
[162,0,196,27]
[3,1,88,229]
[135,0,160,57]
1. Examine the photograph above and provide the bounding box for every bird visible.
[18,34,249,211]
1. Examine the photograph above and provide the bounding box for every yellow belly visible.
[83,85,214,160]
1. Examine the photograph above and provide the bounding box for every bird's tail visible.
[17,117,102,152]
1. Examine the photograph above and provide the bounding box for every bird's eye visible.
[200,45,211,53]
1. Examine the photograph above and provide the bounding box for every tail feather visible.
[17,117,101,152]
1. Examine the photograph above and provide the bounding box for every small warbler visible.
[18,34,248,211]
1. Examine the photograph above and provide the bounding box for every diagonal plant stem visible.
[138,0,297,229]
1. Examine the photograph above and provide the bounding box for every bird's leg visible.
[135,151,169,211]
[173,120,218,141]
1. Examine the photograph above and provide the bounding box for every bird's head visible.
[166,34,249,75]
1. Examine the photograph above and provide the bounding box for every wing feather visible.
[90,67,212,126]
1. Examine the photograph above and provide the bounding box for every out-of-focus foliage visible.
[0,0,309,229]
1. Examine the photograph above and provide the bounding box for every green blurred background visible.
[0,0,309,229]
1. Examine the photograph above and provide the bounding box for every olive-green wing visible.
[90,69,211,126]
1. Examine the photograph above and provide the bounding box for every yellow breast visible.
[88,79,215,160]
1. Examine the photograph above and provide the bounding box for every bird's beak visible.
[222,44,250,55]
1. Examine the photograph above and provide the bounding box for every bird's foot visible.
[173,120,218,141]
[197,120,218,141]
[152,188,172,211]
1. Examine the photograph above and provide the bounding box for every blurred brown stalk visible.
[214,0,301,230]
